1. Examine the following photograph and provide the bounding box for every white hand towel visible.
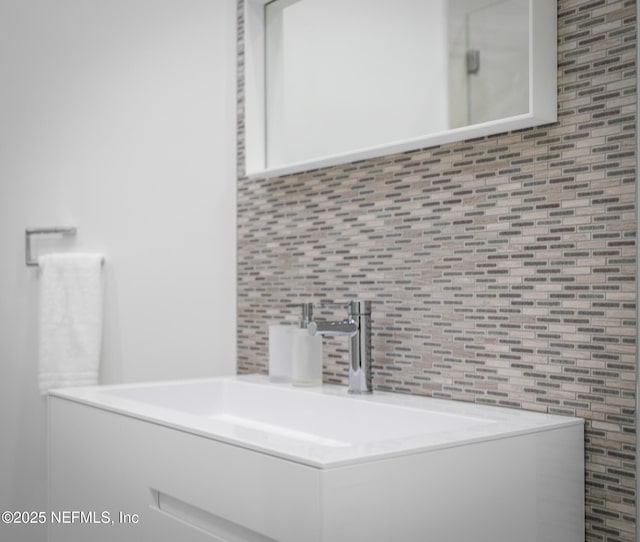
[38,253,104,394]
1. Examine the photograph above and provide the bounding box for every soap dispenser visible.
[291,303,323,386]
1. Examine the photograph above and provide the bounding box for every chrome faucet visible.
[307,300,372,394]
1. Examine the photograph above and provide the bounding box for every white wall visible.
[0,1,236,540]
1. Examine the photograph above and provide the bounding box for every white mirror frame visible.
[244,0,557,179]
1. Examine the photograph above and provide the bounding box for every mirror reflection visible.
[265,0,530,169]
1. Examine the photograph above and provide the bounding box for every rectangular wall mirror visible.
[244,0,557,178]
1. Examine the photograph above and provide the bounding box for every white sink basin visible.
[49,375,580,467]
[107,378,492,446]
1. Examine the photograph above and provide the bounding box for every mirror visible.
[244,0,556,178]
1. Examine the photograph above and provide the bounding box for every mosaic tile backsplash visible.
[237,0,637,540]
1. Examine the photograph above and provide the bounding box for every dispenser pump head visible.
[300,303,313,329]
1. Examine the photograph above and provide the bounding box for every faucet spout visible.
[308,300,372,394]
[308,320,357,337]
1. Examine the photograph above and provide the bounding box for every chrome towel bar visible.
[25,227,77,267]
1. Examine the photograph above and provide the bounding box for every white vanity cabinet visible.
[48,377,584,542]
[48,397,319,542]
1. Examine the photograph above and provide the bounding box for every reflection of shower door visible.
[466,0,529,125]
